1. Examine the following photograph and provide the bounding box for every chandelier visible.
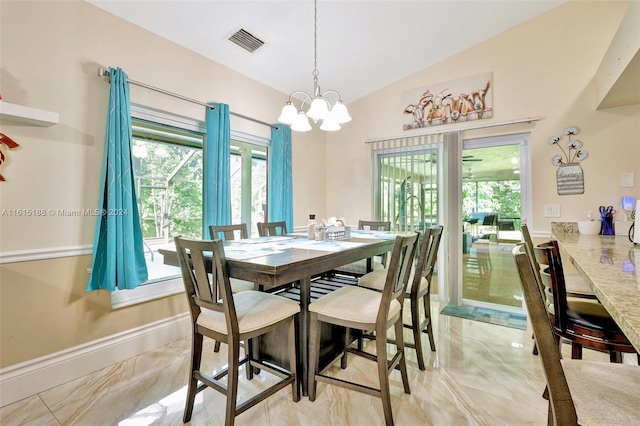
[277,0,351,132]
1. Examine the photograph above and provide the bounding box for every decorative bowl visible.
[577,220,601,235]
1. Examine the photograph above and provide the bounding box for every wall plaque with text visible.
[556,163,584,195]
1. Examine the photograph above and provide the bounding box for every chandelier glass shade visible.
[277,0,351,132]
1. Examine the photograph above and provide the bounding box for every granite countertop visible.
[552,232,640,352]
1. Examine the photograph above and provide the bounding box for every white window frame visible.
[111,105,270,309]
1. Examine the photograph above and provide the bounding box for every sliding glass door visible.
[460,135,531,311]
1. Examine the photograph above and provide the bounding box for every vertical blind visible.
[369,134,444,232]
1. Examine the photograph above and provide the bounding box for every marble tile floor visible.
[1,301,624,426]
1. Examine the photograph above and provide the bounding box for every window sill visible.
[111,277,184,309]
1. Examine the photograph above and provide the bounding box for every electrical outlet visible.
[621,172,634,188]
[544,204,561,217]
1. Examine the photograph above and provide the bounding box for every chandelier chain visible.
[313,0,318,82]
[277,0,350,130]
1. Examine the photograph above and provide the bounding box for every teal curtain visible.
[86,67,148,292]
[203,103,231,237]
[268,124,293,229]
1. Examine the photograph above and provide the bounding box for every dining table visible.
[552,232,640,352]
[159,230,398,395]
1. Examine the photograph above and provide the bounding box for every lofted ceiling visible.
[86,0,566,105]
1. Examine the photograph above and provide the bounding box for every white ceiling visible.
[87,0,566,104]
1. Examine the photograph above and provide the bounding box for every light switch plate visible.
[544,204,561,217]
[622,172,635,188]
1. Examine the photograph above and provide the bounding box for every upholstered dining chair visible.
[209,223,256,352]
[210,223,249,241]
[308,232,419,426]
[174,236,300,425]
[512,244,640,425]
[257,221,287,237]
[534,240,638,362]
[520,224,596,356]
[521,224,595,300]
[359,225,443,370]
[332,220,391,277]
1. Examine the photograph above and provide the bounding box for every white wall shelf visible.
[0,100,59,127]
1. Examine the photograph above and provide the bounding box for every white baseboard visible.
[0,313,190,407]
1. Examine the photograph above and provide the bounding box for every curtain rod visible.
[364,116,541,144]
[97,67,278,130]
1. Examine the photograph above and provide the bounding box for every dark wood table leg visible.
[299,276,311,396]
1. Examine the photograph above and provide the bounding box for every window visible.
[111,106,269,308]
[230,140,267,237]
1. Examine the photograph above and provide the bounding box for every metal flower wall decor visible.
[549,126,588,195]
[548,126,589,166]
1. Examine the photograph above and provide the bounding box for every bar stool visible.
[359,225,443,370]
[175,236,300,425]
[308,233,418,426]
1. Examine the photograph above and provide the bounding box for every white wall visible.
[323,0,640,232]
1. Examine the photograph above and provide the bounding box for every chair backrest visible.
[520,224,544,290]
[512,244,578,425]
[482,214,497,226]
[210,223,249,241]
[534,240,569,332]
[377,233,419,325]
[358,220,391,231]
[257,221,287,237]
[174,237,239,335]
[410,225,443,296]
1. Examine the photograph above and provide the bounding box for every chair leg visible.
[394,318,411,395]
[288,318,300,402]
[422,294,436,352]
[411,298,425,371]
[376,324,394,426]
[341,327,350,369]
[609,351,622,363]
[183,332,203,423]
[570,342,582,360]
[226,339,241,426]
[246,338,254,380]
[308,312,321,401]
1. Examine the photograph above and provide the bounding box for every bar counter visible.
[552,232,640,352]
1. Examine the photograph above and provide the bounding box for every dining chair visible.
[209,223,256,352]
[332,220,391,277]
[534,240,638,362]
[359,225,443,370]
[521,224,596,356]
[521,224,595,300]
[257,221,287,237]
[512,244,640,425]
[308,233,419,426]
[174,236,300,425]
[210,223,249,241]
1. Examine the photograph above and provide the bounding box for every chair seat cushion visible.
[565,299,624,334]
[197,291,300,335]
[309,285,400,325]
[333,258,385,275]
[562,360,640,425]
[358,266,427,295]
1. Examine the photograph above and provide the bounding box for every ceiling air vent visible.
[228,29,264,53]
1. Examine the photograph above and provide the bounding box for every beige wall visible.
[0,0,325,367]
[1,0,639,369]
[325,0,640,229]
